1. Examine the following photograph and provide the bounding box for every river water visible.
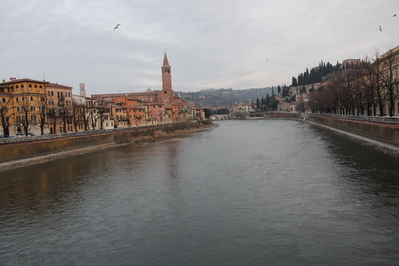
[1,120,399,265]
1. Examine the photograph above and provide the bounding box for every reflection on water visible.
[1,120,399,265]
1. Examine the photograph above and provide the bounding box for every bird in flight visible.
[114,24,120,31]
[379,26,382,32]
[394,14,397,17]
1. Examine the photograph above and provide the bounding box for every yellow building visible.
[1,78,47,136]
[0,78,74,136]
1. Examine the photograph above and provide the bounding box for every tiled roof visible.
[1,78,47,85]
[46,82,72,89]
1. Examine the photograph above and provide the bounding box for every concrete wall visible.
[263,112,301,119]
[308,114,399,144]
[0,122,205,162]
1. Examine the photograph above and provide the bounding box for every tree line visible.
[288,60,373,87]
[307,50,398,117]
[254,87,279,111]
[0,96,110,137]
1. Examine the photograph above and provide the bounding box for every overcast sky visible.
[1,0,398,96]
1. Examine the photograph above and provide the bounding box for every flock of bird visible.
[114,13,396,33]
[379,14,396,32]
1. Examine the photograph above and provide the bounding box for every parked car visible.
[27,133,35,136]
[14,133,25,137]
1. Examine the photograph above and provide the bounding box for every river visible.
[1,120,399,265]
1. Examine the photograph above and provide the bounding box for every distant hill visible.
[177,87,274,107]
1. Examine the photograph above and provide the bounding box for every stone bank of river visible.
[0,121,214,172]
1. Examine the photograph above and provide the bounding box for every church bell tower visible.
[162,53,172,92]
[160,52,174,105]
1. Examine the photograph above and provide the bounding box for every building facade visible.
[0,53,198,137]
[0,78,47,136]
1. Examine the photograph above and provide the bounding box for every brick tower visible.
[160,53,174,105]
[162,53,172,92]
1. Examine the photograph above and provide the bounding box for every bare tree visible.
[15,94,35,135]
[47,99,58,134]
[96,98,110,130]
[36,95,47,135]
[376,49,399,116]
[360,57,379,116]
[57,96,72,133]
[0,98,13,137]
[88,106,97,130]
[373,53,387,116]
[72,98,86,132]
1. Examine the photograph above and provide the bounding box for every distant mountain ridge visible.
[178,87,274,107]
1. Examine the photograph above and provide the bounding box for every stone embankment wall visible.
[307,114,399,145]
[251,111,399,146]
[263,112,301,119]
[233,111,301,120]
[0,122,211,163]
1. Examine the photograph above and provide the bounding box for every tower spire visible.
[163,52,169,66]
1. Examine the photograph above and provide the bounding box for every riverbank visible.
[304,113,399,156]
[231,111,399,156]
[306,120,399,157]
[0,121,215,172]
